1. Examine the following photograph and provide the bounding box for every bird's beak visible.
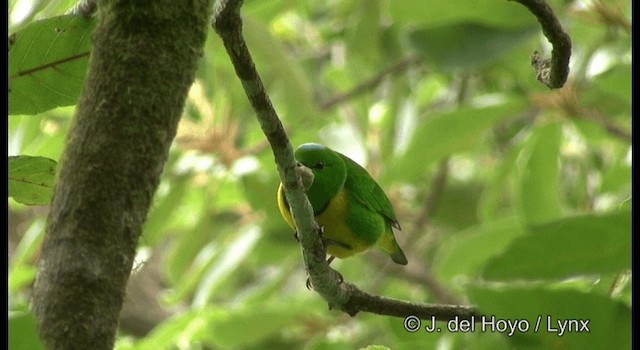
[295,163,314,190]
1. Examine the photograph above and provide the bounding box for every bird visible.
[277,143,408,265]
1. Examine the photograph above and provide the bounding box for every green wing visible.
[339,153,401,230]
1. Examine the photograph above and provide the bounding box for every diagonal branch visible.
[318,55,421,111]
[212,0,479,322]
[511,0,572,89]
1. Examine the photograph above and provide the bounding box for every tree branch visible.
[212,0,479,322]
[32,1,212,349]
[318,55,421,111]
[344,284,478,320]
[529,84,631,142]
[511,0,572,89]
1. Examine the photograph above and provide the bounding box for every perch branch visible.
[212,0,479,322]
[511,0,572,89]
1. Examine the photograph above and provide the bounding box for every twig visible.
[592,0,631,34]
[212,0,348,310]
[372,259,464,306]
[414,159,449,232]
[212,0,479,321]
[576,108,631,143]
[318,55,421,111]
[529,84,631,142]
[511,0,571,89]
[343,282,479,320]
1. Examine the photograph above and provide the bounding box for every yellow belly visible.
[316,190,369,258]
[277,185,369,259]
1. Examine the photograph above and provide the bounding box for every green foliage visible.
[9,15,94,115]
[409,23,538,70]
[387,99,527,182]
[9,312,45,350]
[483,210,631,280]
[518,122,563,225]
[9,0,630,349]
[468,286,631,349]
[8,155,57,205]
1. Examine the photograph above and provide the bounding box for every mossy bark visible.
[32,1,212,349]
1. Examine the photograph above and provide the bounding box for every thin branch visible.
[343,283,479,320]
[413,159,449,232]
[592,0,631,35]
[65,0,97,16]
[511,0,571,89]
[371,259,464,306]
[212,0,479,321]
[529,84,631,142]
[213,0,350,311]
[575,107,631,143]
[318,55,421,111]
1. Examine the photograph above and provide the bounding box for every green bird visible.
[277,143,408,265]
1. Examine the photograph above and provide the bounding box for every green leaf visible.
[202,304,301,348]
[9,218,45,293]
[409,22,537,70]
[580,64,631,117]
[136,304,302,349]
[243,16,318,122]
[141,175,191,245]
[9,265,37,294]
[9,312,45,350]
[386,99,527,182]
[9,155,57,205]
[192,225,262,307]
[9,15,94,115]
[389,0,537,29]
[468,286,631,350]
[345,1,383,67]
[482,210,631,280]
[134,308,205,350]
[477,141,522,222]
[434,216,525,282]
[517,122,563,226]
[241,171,284,232]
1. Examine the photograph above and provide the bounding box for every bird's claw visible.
[305,277,313,290]
[304,266,343,290]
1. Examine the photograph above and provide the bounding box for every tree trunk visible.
[32,0,212,349]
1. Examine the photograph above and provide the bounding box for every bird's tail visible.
[377,231,408,265]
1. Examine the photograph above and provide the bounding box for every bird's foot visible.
[304,266,344,290]
[334,270,344,284]
[304,256,342,289]
[293,230,300,242]
[305,276,313,290]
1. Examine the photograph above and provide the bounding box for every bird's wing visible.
[339,154,401,230]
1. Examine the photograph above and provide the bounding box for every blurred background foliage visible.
[8,0,631,349]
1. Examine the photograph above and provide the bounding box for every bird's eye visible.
[315,162,324,169]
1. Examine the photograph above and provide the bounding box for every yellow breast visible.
[316,189,369,258]
[278,184,368,259]
[277,184,296,229]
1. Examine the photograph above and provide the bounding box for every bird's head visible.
[294,143,347,211]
